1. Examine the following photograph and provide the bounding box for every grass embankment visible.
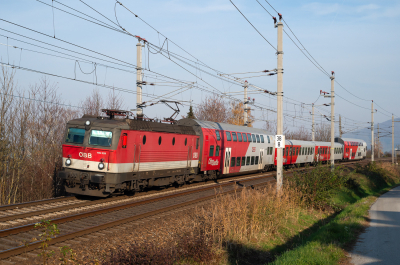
[34,161,400,264]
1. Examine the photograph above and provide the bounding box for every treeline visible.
[0,67,122,204]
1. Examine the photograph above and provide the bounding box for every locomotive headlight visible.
[65,158,72,166]
[98,162,105,170]
[85,120,91,126]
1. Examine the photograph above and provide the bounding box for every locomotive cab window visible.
[216,131,221,141]
[89,130,112,147]
[238,133,243,142]
[66,128,85,144]
[226,131,232,141]
[232,132,238,141]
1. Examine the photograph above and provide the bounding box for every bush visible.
[289,165,349,211]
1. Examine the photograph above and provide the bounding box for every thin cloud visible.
[164,0,234,14]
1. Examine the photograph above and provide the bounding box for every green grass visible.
[270,162,400,265]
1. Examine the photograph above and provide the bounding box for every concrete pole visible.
[371,100,374,162]
[312,104,315,141]
[393,115,395,164]
[276,20,284,192]
[244,81,248,126]
[339,115,342,138]
[330,73,335,170]
[136,40,143,120]
[378,124,380,159]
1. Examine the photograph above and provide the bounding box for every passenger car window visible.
[66,128,85,144]
[255,156,259,164]
[216,131,220,141]
[256,135,260,143]
[196,138,199,149]
[243,133,247,142]
[238,133,243,142]
[215,146,220,156]
[232,132,238,141]
[251,156,255,165]
[226,131,232,141]
[247,133,252,142]
[89,130,112,147]
[246,156,250,165]
[209,145,214,157]
[231,157,235,167]
[242,157,246,166]
[236,158,241,167]
[252,134,256,143]
[260,135,264,143]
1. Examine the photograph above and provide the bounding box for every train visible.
[58,110,367,197]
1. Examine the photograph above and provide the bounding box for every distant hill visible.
[342,117,400,153]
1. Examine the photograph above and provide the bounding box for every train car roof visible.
[67,115,197,135]
[286,140,342,147]
[177,118,273,135]
[341,138,366,143]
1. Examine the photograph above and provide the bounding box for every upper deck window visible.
[260,135,264,143]
[216,131,221,141]
[66,128,85,144]
[243,133,247,142]
[256,135,260,143]
[232,132,238,141]
[226,131,232,141]
[238,133,243,142]
[252,134,256,143]
[89,130,113,147]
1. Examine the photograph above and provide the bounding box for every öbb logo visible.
[79,152,92,158]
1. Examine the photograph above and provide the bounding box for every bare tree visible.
[194,95,230,123]
[314,123,331,141]
[106,88,124,110]
[286,125,312,141]
[79,88,104,116]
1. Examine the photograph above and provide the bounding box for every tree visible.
[186,105,196,119]
[194,95,229,123]
[106,88,124,110]
[314,123,331,141]
[79,88,104,116]
[227,101,254,127]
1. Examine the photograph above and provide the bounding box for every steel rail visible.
[0,176,274,259]
[0,196,76,212]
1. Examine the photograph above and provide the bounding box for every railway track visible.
[0,173,274,262]
[0,158,387,263]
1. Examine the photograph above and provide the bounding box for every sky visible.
[0,0,399,145]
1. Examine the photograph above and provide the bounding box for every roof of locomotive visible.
[177,118,274,135]
[67,115,197,135]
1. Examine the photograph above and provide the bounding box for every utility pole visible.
[244,80,248,126]
[136,40,143,120]
[393,115,395,164]
[339,115,342,137]
[276,15,284,192]
[377,123,380,159]
[371,100,374,162]
[312,103,315,141]
[330,72,335,170]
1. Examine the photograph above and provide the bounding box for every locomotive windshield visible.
[89,130,113,147]
[65,128,85,144]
